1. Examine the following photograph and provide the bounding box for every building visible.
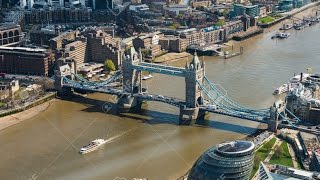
[159,35,188,53]
[191,0,212,8]
[311,151,320,172]
[49,30,79,50]
[188,140,255,180]
[163,4,191,16]
[222,20,244,40]
[77,62,104,77]
[232,4,259,18]
[180,27,225,46]
[0,79,19,101]
[62,39,87,66]
[24,6,92,24]
[260,6,267,17]
[257,162,319,179]
[0,47,53,76]
[2,11,25,27]
[85,29,122,69]
[286,83,320,125]
[0,24,22,47]
[132,31,163,50]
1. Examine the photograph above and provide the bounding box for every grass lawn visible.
[270,141,294,167]
[258,16,275,24]
[250,137,277,179]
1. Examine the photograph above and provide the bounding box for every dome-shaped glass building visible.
[188,140,255,180]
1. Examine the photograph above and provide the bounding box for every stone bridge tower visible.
[122,47,142,94]
[179,53,205,124]
[117,47,142,112]
[268,100,286,132]
[54,58,76,96]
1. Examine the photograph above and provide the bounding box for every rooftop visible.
[216,140,255,155]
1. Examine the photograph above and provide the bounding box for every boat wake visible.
[104,127,137,143]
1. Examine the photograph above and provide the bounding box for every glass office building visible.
[188,140,255,180]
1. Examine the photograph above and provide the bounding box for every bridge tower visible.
[54,59,76,96]
[268,100,286,132]
[179,53,205,124]
[117,47,142,112]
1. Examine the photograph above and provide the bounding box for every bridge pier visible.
[179,107,206,125]
[117,95,142,113]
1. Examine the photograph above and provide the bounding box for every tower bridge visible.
[54,48,297,130]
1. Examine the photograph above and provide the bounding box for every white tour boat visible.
[79,139,106,154]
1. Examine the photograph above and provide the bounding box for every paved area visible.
[288,143,299,168]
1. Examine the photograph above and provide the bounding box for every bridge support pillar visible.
[54,75,73,96]
[179,107,200,125]
[59,87,73,96]
[117,95,142,113]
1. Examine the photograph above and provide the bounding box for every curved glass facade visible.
[188,141,255,180]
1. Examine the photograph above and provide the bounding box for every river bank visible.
[154,2,320,63]
[0,99,54,131]
[153,52,191,63]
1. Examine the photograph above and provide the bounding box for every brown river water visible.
[0,22,320,180]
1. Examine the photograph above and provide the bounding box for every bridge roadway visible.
[63,77,185,107]
[132,62,185,77]
[200,106,267,123]
[64,77,265,122]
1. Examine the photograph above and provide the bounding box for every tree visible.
[104,59,116,71]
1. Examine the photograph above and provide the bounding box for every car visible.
[205,105,217,110]
[157,95,164,99]
[147,95,153,98]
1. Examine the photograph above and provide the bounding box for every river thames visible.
[0,22,320,180]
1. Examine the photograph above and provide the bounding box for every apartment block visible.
[63,39,87,66]
[159,35,187,53]
[85,30,122,69]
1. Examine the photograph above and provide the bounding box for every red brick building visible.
[0,47,53,76]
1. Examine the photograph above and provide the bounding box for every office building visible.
[232,4,259,18]
[258,162,319,180]
[188,140,255,180]
[0,47,54,76]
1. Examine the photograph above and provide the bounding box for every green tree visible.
[104,59,116,71]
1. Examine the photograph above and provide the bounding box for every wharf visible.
[224,47,244,59]
[232,28,264,41]
[187,43,222,56]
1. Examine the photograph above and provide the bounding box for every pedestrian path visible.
[264,138,282,162]
[288,143,299,168]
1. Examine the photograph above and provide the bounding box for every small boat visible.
[79,139,106,154]
[278,32,290,39]
[142,74,153,80]
[271,32,290,39]
[279,24,293,30]
[273,83,290,95]
[294,22,305,30]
